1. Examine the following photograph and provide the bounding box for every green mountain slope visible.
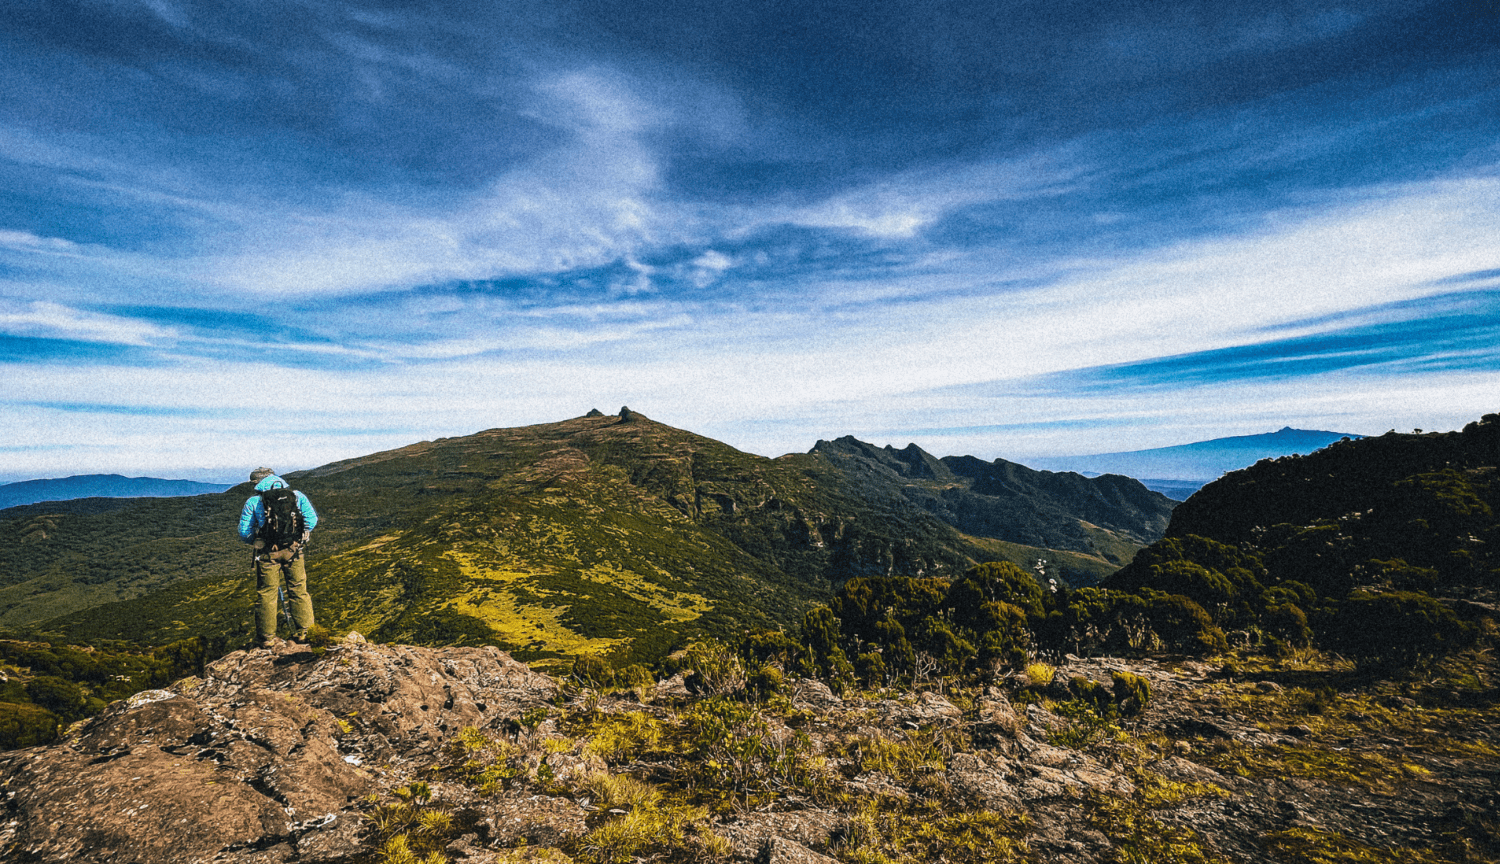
[1096,412,1499,668]
[8,410,1172,668]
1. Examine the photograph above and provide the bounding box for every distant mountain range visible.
[0,410,1174,668]
[0,474,232,511]
[1026,427,1364,499]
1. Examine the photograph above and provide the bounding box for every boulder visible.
[0,640,558,864]
[789,678,843,711]
[878,691,961,728]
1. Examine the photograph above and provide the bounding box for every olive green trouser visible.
[255,545,315,640]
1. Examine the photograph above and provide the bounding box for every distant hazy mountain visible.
[0,475,232,511]
[1026,427,1364,498]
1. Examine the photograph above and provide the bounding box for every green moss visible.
[1204,740,1420,794]
[831,797,1028,864]
[576,711,665,765]
[1086,789,1232,864]
[1262,827,1448,863]
[1133,770,1230,809]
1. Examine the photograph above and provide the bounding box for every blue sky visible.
[1,0,1497,482]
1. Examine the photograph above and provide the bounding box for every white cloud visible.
[790,148,1088,238]
[0,230,79,253]
[0,301,176,346]
[909,174,1500,384]
[187,67,686,297]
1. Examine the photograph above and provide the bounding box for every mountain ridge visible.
[0,474,232,510]
[1025,426,1365,493]
[3,410,1172,668]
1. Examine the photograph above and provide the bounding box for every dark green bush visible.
[24,676,87,722]
[1144,560,1236,611]
[964,601,1031,670]
[1319,590,1475,671]
[572,655,613,689]
[1261,581,1316,607]
[0,702,60,749]
[738,630,800,668]
[799,607,854,683]
[855,651,886,687]
[948,561,1048,620]
[1139,591,1227,655]
[1364,558,1440,593]
[1068,676,1112,713]
[1261,602,1312,647]
[745,662,785,699]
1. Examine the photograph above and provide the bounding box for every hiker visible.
[237,467,319,646]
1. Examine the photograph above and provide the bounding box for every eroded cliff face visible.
[0,637,557,863]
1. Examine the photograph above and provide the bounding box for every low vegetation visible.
[0,635,229,748]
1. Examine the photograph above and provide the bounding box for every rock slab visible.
[0,640,557,864]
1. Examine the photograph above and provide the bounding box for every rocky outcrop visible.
[0,637,556,863]
[4,640,1495,864]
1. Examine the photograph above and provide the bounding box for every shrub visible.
[1068,676,1112,713]
[574,794,722,864]
[1261,602,1312,647]
[682,696,820,810]
[745,662,785,700]
[1024,662,1055,688]
[24,676,87,723]
[800,607,854,684]
[1056,588,1152,655]
[1262,581,1316,607]
[0,702,61,749]
[1139,591,1227,655]
[965,601,1032,672]
[738,629,800,668]
[1110,670,1152,716]
[683,639,746,696]
[614,663,655,691]
[856,651,886,687]
[1319,590,1476,671]
[916,618,977,676]
[1365,558,1440,593]
[572,655,613,689]
[949,561,1048,620]
[1145,561,1237,612]
[581,711,665,764]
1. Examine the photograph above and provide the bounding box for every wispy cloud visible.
[0,301,176,346]
[1031,289,1500,393]
[0,229,78,252]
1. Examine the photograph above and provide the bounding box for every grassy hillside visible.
[0,495,250,631]
[10,410,1167,670]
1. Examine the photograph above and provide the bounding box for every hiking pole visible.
[277,582,295,635]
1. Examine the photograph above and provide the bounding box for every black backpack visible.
[258,487,305,549]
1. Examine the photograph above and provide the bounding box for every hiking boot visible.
[291,629,310,644]
[256,636,279,650]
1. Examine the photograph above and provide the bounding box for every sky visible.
[1,0,1497,483]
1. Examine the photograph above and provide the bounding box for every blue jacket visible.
[238,475,319,543]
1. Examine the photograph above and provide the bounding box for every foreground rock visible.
[0,638,556,863]
[3,641,1495,863]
